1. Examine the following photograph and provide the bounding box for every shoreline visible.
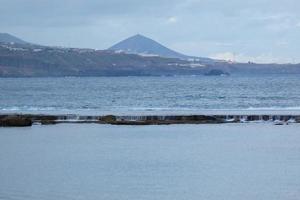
[1,112,300,127]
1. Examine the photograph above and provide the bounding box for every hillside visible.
[0,43,208,77]
[0,33,28,44]
[109,34,214,64]
[0,34,300,77]
[109,34,188,59]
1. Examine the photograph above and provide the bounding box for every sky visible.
[1,0,300,63]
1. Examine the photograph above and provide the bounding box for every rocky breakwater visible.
[296,116,300,122]
[110,115,222,125]
[0,114,62,126]
[0,115,33,127]
[1,114,300,127]
[0,114,223,126]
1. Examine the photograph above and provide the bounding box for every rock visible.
[101,115,117,123]
[111,121,171,125]
[40,120,57,125]
[109,115,221,125]
[32,115,58,121]
[163,115,221,124]
[0,116,32,127]
[35,115,58,125]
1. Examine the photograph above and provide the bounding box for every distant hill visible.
[0,42,207,77]
[109,34,206,61]
[109,34,186,58]
[0,33,300,77]
[0,33,28,44]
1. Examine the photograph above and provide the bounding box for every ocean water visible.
[0,74,300,114]
[0,124,300,200]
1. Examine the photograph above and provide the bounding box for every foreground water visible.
[0,124,299,200]
[1,75,300,114]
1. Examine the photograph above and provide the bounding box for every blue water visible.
[0,75,300,114]
[1,75,300,200]
[0,124,300,200]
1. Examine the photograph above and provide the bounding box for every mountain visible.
[0,42,207,77]
[0,33,300,77]
[0,33,28,44]
[109,34,194,60]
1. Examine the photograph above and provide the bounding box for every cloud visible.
[0,0,180,27]
[167,16,178,24]
[276,41,289,46]
[1,0,300,63]
[210,52,296,64]
[214,42,233,47]
[211,52,236,61]
[265,19,294,32]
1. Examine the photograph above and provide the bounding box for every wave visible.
[2,106,300,111]
[0,106,58,111]
[244,106,300,110]
[1,106,300,115]
[128,107,300,111]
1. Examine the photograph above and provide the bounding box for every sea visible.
[1,74,300,200]
[0,74,300,115]
[0,124,300,200]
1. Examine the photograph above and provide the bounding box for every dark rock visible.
[23,115,58,125]
[0,116,32,127]
[262,115,270,121]
[173,115,221,123]
[34,115,58,121]
[110,115,221,125]
[111,120,171,125]
[40,120,57,125]
[247,115,260,121]
[101,115,117,123]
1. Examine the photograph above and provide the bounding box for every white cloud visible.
[276,41,288,46]
[214,42,233,47]
[265,21,293,32]
[249,13,293,22]
[167,16,178,24]
[210,52,296,64]
[211,52,235,61]
[2,0,300,62]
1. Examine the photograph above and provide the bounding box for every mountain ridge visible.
[109,34,215,63]
[109,34,187,58]
[0,33,29,44]
[1,33,300,77]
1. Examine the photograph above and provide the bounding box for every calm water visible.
[0,75,300,114]
[0,124,300,200]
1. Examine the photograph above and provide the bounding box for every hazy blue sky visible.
[1,0,300,63]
